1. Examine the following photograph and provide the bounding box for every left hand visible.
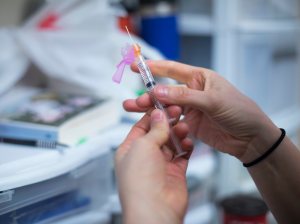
[115,108,193,224]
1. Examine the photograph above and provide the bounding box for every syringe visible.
[125,27,187,159]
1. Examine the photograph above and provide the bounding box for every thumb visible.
[153,85,213,113]
[144,109,170,147]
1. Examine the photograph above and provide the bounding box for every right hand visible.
[124,60,281,163]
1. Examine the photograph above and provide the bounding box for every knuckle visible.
[155,125,170,141]
[161,130,169,141]
[156,124,169,135]
[147,125,169,144]
[190,69,206,88]
[165,60,176,76]
[172,87,190,100]
[191,66,205,77]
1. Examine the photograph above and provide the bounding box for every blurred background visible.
[0,0,299,223]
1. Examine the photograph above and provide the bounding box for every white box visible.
[0,151,112,223]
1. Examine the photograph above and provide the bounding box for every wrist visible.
[239,122,281,164]
[122,197,181,224]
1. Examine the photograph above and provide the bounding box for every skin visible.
[115,108,193,224]
[116,60,300,224]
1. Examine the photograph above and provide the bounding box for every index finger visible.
[131,60,206,84]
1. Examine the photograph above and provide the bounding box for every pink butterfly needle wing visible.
[112,45,135,84]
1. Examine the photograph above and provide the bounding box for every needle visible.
[125,26,135,44]
[125,26,140,55]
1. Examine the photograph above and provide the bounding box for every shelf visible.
[179,14,213,35]
[236,20,300,33]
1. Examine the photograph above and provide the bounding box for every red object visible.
[38,12,60,30]
[118,16,137,35]
[220,194,268,224]
[224,214,267,224]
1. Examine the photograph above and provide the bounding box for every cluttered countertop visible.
[0,0,164,193]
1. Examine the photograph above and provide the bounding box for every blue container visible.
[140,2,180,60]
[141,15,179,60]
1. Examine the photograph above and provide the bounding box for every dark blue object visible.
[141,15,180,60]
[0,191,91,224]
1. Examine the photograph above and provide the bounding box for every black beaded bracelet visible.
[243,128,286,168]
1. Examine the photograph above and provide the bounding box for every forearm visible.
[246,132,300,223]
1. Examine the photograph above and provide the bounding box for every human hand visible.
[124,60,280,163]
[115,108,193,224]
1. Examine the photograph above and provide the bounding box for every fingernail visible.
[155,86,168,97]
[151,109,163,122]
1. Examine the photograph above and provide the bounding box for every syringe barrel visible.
[136,55,156,90]
[135,55,187,159]
[136,55,165,110]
